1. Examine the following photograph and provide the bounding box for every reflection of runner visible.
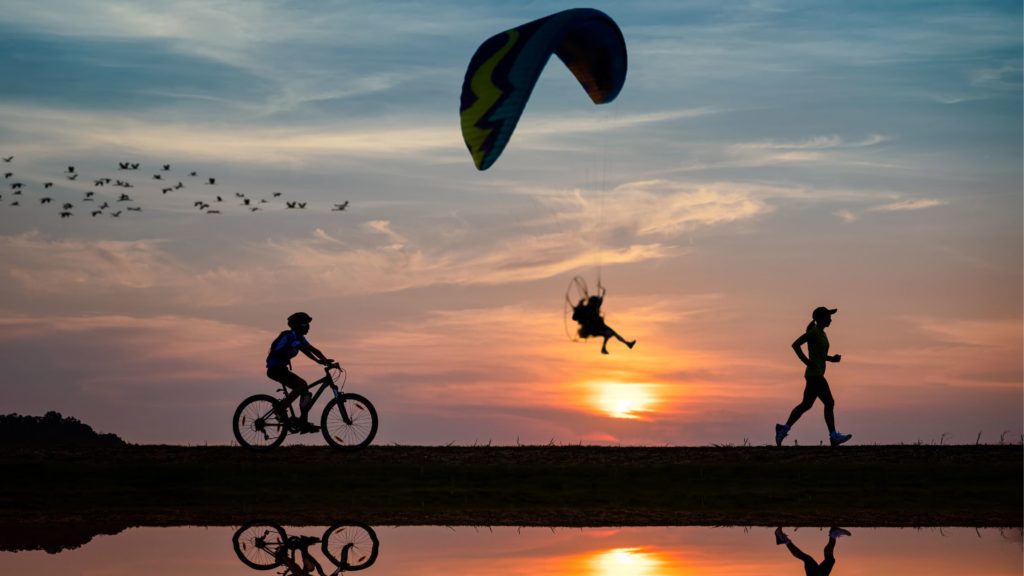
[774,527,851,576]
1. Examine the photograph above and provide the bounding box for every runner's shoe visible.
[829,527,852,539]
[829,431,852,446]
[775,424,789,446]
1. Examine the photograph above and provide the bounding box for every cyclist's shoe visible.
[775,424,790,447]
[829,431,852,446]
[829,527,852,539]
[774,527,789,545]
[298,420,320,434]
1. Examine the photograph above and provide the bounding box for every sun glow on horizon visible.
[591,382,660,420]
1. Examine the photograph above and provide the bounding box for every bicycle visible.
[233,362,378,452]
[232,520,380,574]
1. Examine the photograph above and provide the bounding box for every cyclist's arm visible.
[300,343,332,365]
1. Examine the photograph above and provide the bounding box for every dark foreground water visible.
[2,525,1020,575]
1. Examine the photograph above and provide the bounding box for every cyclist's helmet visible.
[287,312,313,328]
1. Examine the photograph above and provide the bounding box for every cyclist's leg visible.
[267,367,311,418]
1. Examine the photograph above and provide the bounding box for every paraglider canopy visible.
[460,8,628,170]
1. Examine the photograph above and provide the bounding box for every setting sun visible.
[592,383,660,420]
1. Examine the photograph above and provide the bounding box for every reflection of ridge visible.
[0,520,126,554]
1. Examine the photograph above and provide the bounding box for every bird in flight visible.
[60,211,72,218]
[332,201,349,211]
[2,156,12,162]
[206,178,216,185]
[44,182,53,188]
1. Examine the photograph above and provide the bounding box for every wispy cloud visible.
[731,134,890,151]
[675,134,899,174]
[868,198,948,212]
[0,103,459,165]
[834,208,857,223]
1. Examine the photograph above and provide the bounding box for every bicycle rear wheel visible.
[232,522,286,570]
[321,521,379,570]
[233,394,288,451]
[321,393,378,451]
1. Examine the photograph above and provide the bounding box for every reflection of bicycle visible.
[232,521,380,575]
[233,363,378,452]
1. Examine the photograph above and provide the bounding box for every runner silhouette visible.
[775,307,852,447]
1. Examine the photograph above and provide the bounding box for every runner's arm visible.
[791,333,810,365]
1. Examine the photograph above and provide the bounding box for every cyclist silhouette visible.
[266,312,335,434]
[775,307,852,447]
[571,285,636,355]
[775,527,851,576]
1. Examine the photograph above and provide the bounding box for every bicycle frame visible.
[278,364,355,425]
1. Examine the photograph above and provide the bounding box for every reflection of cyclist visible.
[775,527,851,576]
[275,535,321,575]
[267,312,335,434]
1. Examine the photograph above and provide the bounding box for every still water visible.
[2,524,1020,575]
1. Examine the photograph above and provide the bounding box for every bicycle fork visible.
[331,386,354,426]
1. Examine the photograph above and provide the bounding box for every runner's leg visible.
[816,377,836,434]
[785,378,818,428]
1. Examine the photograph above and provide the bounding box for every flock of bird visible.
[1,155,350,219]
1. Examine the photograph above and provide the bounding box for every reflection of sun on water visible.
[589,547,666,575]
[592,382,659,420]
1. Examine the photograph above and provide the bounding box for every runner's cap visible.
[812,307,838,321]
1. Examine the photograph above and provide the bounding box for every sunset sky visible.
[0,1,1020,446]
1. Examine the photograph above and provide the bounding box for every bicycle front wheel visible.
[321,521,379,570]
[233,394,288,452]
[321,393,378,451]
[232,522,286,570]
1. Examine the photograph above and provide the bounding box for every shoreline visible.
[6,445,1020,530]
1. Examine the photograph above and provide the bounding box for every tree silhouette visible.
[0,411,126,447]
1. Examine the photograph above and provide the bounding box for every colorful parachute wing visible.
[460,8,627,171]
